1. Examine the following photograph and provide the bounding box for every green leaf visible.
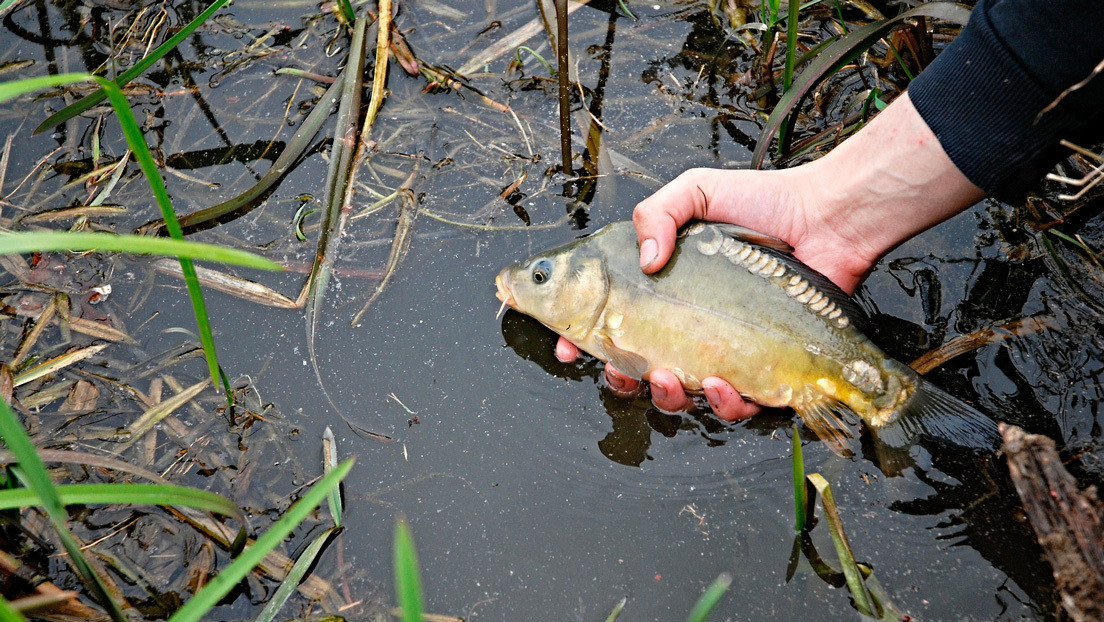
[751,2,971,168]
[0,398,128,622]
[604,596,628,622]
[33,0,230,134]
[393,518,425,622]
[685,572,732,622]
[166,458,354,622]
[0,483,244,521]
[322,427,343,528]
[0,596,29,622]
[335,0,355,22]
[254,527,339,622]
[0,0,24,17]
[6,71,239,398]
[0,73,100,103]
[94,75,231,397]
[792,424,808,531]
[0,231,280,270]
[806,473,873,616]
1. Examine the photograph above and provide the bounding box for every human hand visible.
[560,92,985,421]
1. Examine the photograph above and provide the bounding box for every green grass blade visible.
[685,572,732,622]
[776,0,802,154]
[0,74,100,103]
[166,458,354,622]
[0,596,29,622]
[0,483,244,521]
[335,0,355,22]
[393,518,425,622]
[515,46,555,74]
[254,526,338,622]
[792,424,808,531]
[0,0,23,17]
[807,473,873,616]
[604,596,628,622]
[92,76,229,397]
[0,231,280,270]
[0,399,128,622]
[322,427,343,528]
[751,2,971,168]
[33,0,230,134]
[782,0,801,91]
[10,72,238,398]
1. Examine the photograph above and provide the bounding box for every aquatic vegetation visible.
[752,2,971,167]
[791,425,902,620]
[0,0,1100,618]
[393,518,426,622]
[5,73,240,398]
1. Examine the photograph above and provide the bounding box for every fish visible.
[494,220,1000,454]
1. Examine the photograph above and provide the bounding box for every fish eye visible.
[532,259,552,284]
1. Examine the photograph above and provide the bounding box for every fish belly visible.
[597,281,849,410]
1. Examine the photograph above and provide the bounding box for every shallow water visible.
[2,0,1102,618]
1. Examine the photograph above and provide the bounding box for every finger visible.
[632,170,711,274]
[647,369,694,412]
[701,377,761,421]
[604,364,643,398]
[555,337,580,363]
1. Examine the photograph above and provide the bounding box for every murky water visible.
[3,0,1102,618]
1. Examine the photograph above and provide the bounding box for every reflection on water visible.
[2,0,1102,617]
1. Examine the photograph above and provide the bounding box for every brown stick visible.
[1001,424,1104,622]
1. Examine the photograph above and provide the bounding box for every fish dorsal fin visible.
[710,223,795,253]
[683,221,795,253]
[595,335,650,379]
[794,398,858,457]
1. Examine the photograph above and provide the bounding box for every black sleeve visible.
[907,0,1104,203]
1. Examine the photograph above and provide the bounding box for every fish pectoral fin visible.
[793,398,858,457]
[596,335,650,379]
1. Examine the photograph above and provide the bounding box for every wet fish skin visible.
[495,221,1000,454]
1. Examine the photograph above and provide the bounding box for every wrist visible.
[798,91,985,262]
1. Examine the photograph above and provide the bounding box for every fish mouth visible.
[494,273,516,319]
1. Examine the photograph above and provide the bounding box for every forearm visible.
[798,91,985,265]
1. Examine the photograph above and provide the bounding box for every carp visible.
[494,221,999,454]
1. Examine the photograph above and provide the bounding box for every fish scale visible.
[691,223,849,328]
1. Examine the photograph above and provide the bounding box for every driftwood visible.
[1001,423,1104,622]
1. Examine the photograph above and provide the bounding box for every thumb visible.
[632,198,681,273]
[632,169,713,273]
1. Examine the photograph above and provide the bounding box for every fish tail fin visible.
[794,398,858,457]
[874,379,1000,451]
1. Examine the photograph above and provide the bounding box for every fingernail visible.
[703,385,721,409]
[639,238,658,270]
[607,372,629,393]
[652,384,667,402]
